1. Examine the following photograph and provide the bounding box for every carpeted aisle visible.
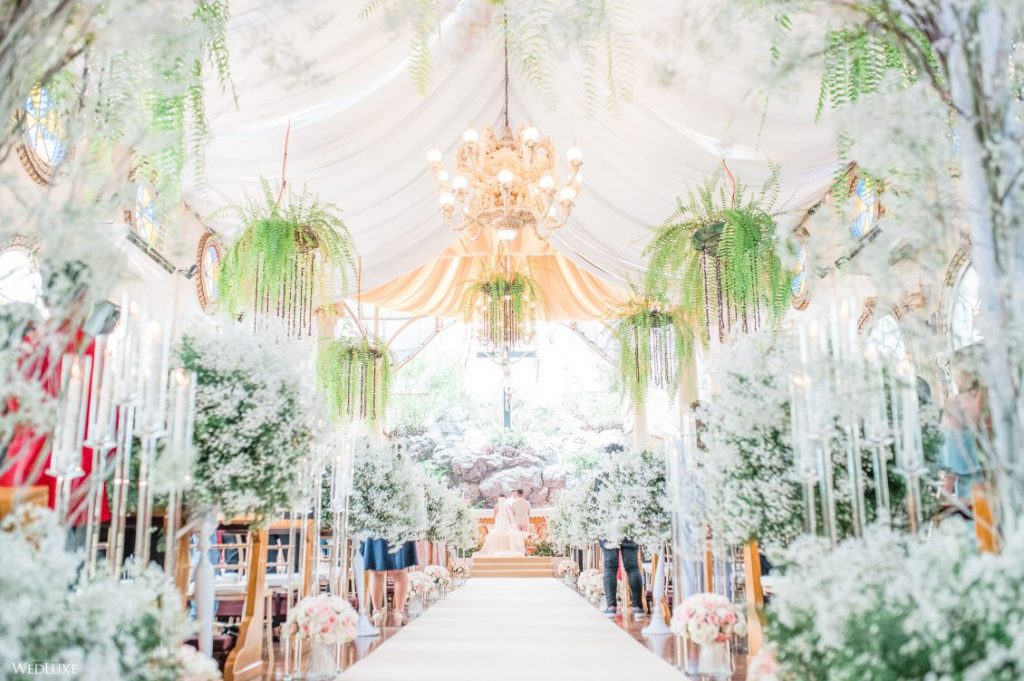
[339,578,681,681]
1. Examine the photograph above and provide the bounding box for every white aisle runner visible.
[340,578,681,681]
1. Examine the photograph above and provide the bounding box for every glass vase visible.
[562,574,575,587]
[306,642,338,681]
[697,641,732,678]
[408,595,424,618]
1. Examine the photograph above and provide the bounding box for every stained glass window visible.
[19,86,68,183]
[202,243,220,303]
[950,264,982,350]
[849,178,877,239]
[0,246,42,306]
[866,313,907,362]
[790,244,810,309]
[131,183,161,246]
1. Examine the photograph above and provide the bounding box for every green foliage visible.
[610,294,694,409]
[359,0,632,111]
[461,265,543,349]
[644,165,791,345]
[816,21,911,122]
[316,336,394,426]
[530,538,559,556]
[218,178,357,321]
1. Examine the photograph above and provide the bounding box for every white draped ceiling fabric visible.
[184,0,838,320]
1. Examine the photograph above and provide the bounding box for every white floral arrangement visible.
[576,569,604,604]
[419,470,474,548]
[450,562,470,580]
[746,648,780,681]
[348,442,427,549]
[766,524,1024,679]
[593,448,670,554]
[423,564,452,589]
[179,327,312,521]
[548,471,602,550]
[670,593,747,646]
[0,507,198,681]
[556,559,580,578]
[406,571,437,601]
[285,594,358,646]
[176,644,222,681]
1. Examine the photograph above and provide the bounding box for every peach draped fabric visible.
[357,229,629,321]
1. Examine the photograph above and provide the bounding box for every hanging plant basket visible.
[644,165,792,345]
[461,266,543,350]
[218,178,356,337]
[317,336,394,425]
[611,296,694,409]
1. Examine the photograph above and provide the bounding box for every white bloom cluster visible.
[179,327,313,521]
[697,330,804,557]
[0,507,198,681]
[286,594,359,646]
[548,471,602,549]
[348,442,428,548]
[594,448,670,554]
[576,568,604,604]
[176,645,222,681]
[450,562,470,580]
[418,470,475,549]
[769,524,1024,680]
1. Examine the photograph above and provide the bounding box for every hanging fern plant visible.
[317,336,394,426]
[611,294,694,409]
[461,265,543,350]
[218,178,357,337]
[644,164,792,345]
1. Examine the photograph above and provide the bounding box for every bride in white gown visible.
[477,494,527,557]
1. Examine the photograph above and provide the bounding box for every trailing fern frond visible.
[317,336,394,426]
[461,265,544,350]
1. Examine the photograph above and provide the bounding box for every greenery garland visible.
[316,336,394,426]
[610,294,694,409]
[461,265,543,350]
[218,178,356,336]
[644,165,791,345]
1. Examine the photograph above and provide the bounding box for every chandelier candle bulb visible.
[462,128,478,143]
[452,175,468,191]
[566,146,583,164]
[539,175,555,191]
[427,148,442,164]
[497,168,514,184]
[522,126,539,144]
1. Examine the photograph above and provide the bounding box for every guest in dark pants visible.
[600,539,643,616]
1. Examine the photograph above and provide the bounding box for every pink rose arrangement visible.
[286,594,359,646]
[575,569,604,604]
[423,564,452,589]
[406,570,437,600]
[451,562,470,580]
[746,648,780,681]
[556,559,580,578]
[670,593,747,646]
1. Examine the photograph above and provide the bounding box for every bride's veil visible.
[493,498,517,533]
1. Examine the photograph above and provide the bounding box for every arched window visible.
[129,183,161,247]
[848,177,878,240]
[18,86,68,184]
[790,243,810,310]
[865,313,908,362]
[950,264,982,351]
[0,243,42,306]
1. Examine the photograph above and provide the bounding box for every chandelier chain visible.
[502,8,510,129]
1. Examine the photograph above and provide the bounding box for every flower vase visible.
[306,643,338,681]
[408,595,424,618]
[562,575,575,587]
[697,641,732,678]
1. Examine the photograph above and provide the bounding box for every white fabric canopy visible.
[185,0,837,292]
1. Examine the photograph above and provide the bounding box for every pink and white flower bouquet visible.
[556,559,580,578]
[671,593,747,646]
[176,644,222,681]
[407,570,438,601]
[286,595,359,646]
[451,562,470,580]
[576,569,604,604]
[423,564,452,589]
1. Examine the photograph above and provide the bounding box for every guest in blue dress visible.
[939,369,985,502]
[361,538,418,627]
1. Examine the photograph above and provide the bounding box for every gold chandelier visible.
[427,18,583,242]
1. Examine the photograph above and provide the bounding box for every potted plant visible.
[610,293,694,408]
[461,264,543,349]
[316,335,394,426]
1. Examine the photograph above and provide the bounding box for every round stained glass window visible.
[18,86,68,184]
[950,264,982,351]
[131,183,161,246]
[195,232,223,313]
[849,177,878,239]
